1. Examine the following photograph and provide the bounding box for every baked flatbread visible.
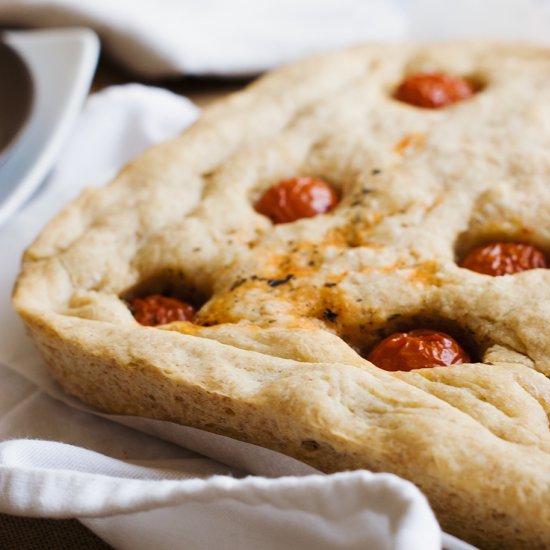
[14,42,550,549]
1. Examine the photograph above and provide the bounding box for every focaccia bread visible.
[13,42,550,549]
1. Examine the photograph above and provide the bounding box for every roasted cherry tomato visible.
[394,73,474,109]
[254,176,338,224]
[128,295,195,326]
[460,242,547,276]
[367,329,470,372]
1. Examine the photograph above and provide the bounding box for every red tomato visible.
[128,295,195,326]
[255,176,338,224]
[367,329,470,372]
[460,242,547,276]
[394,73,474,109]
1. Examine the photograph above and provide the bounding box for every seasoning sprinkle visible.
[324,308,338,322]
[230,278,247,291]
[267,274,294,287]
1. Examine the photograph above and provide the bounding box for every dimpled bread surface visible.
[13,42,550,549]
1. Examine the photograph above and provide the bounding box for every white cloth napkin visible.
[0,84,445,550]
[2,0,550,79]
[403,0,550,43]
[0,0,407,77]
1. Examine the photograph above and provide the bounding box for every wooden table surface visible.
[0,54,254,550]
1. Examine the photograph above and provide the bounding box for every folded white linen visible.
[403,0,550,43]
[1,0,550,79]
[0,84,447,549]
[0,0,407,77]
[0,439,440,550]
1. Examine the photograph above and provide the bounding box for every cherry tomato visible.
[254,176,338,224]
[460,242,547,276]
[394,73,474,109]
[367,329,470,372]
[128,295,195,326]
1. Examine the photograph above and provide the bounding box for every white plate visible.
[0,28,99,227]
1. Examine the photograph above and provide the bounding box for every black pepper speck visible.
[324,308,338,322]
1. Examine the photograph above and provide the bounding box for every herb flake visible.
[324,308,338,322]
[267,274,294,287]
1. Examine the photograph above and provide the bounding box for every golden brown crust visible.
[13,42,550,548]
